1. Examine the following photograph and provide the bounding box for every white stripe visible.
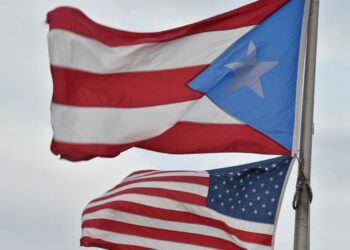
[49,27,254,73]
[83,209,270,250]
[100,180,208,199]
[82,227,217,250]
[51,96,243,144]
[124,170,160,181]
[181,96,243,124]
[86,193,274,235]
[123,170,208,182]
[51,100,195,144]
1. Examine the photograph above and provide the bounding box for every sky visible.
[0,0,349,249]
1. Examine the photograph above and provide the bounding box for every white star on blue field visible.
[225,41,278,98]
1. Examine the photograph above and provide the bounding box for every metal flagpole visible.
[293,0,319,249]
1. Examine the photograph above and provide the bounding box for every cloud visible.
[317,0,350,62]
[0,109,154,249]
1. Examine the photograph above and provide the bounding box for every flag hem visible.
[270,157,296,249]
[292,0,310,155]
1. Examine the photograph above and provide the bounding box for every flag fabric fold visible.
[81,156,293,250]
[47,0,307,161]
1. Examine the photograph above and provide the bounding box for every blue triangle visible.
[188,0,305,150]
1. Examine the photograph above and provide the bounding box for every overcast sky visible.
[1,0,349,249]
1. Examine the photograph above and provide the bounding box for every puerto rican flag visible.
[47,0,307,161]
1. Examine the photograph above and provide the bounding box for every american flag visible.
[81,156,293,250]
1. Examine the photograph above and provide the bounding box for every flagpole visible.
[293,0,319,249]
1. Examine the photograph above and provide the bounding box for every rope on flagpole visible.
[292,156,313,210]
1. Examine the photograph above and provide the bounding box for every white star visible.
[225,41,278,98]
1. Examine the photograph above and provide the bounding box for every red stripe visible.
[124,170,202,181]
[83,201,272,246]
[51,140,136,161]
[81,237,154,250]
[111,175,209,190]
[51,66,204,107]
[89,187,207,206]
[83,219,247,250]
[51,123,289,161]
[47,0,287,46]
[112,170,203,193]
[125,170,158,179]
[139,122,289,155]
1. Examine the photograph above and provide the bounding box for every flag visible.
[81,156,293,249]
[47,0,307,161]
